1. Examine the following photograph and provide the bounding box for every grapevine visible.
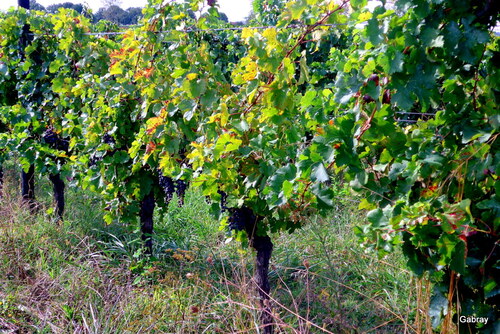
[0,0,498,332]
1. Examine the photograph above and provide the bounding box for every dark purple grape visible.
[228,208,246,231]
[88,156,98,167]
[367,74,379,86]
[56,138,69,152]
[88,153,103,167]
[218,190,227,212]
[363,94,375,103]
[159,174,175,204]
[43,128,70,153]
[382,89,391,104]
[175,179,188,207]
[178,146,187,158]
[43,128,58,145]
[103,134,115,145]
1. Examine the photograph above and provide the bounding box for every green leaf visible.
[113,151,130,164]
[367,208,388,227]
[429,287,448,329]
[436,233,465,273]
[301,90,317,108]
[49,59,64,73]
[311,183,334,208]
[350,0,368,9]
[388,51,404,74]
[179,100,197,121]
[200,89,218,107]
[422,154,444,167]
[484,279,499,299]
[282,180,293,198]
[288,1,306,20]
[461,126,492,144]
[477,199,500,213]
[0,63,8,76]
[366,17,383,45]
[298,51,309,85]
[449,238,466,274]
[392,86,414,110]
[311,162,329,183]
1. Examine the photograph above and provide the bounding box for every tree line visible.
[28,0,143,25]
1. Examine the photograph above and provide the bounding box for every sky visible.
[0,0,253,22]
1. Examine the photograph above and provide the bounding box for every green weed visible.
[0,164,421,333]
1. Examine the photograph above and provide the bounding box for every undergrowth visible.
[0,163,427,333]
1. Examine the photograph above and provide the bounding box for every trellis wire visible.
[28,23,346,37]
[396,119,419,123]
[395,111,436,116]
[88,23,347,36]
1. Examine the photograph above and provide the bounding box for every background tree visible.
[93,5,126,24]
[123,7,143,25]
[101,0,122,8]
[46,2,84,14]
[29,0,45,11]
[93,5,143,25]
[246,0,285,25]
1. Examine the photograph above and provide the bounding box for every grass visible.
[0,162,427,333]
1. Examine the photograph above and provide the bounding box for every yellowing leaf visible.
[326,0,337,11]
[312,29,327,42]
[186,73,198,81]
[246,112,255,124]
[247,88,258,104]
[104,213,113,225]
[214,133,242,158]
[220,103,229,127]
[358,198,376,210]
[241,28,255,39]
[146,116,164,135]
[187,142,206,169]
[242,61,258,81]
[208,113,220,123]
[159,153,174,173]
[262,27,277,42]
[109,62,123,75]
[264,28,278,54]
[358,11,373,22]
[122,30,135,39]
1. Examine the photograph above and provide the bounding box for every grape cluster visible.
[218,190,228,212]
[43,128,70,152]
[56,138,69,152]
[88,155,100,167]
[175,179,188,207]
[103,133,115,145]
[158,174,189,207]
[178,147,186,156]
[43,128,58,145]
[159,174,175,203]
[87,134,117,167]
[228,208,246,231]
